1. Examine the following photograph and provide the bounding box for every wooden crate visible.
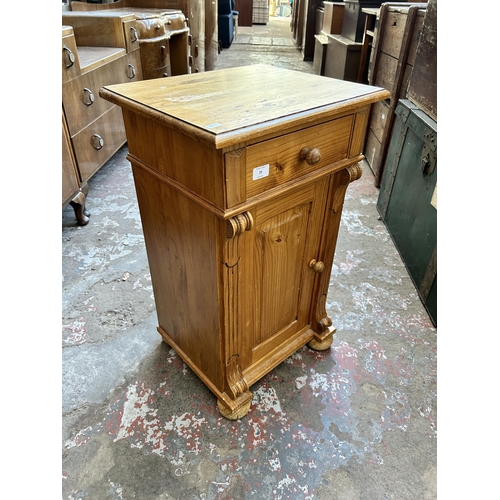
[364,2,427,186]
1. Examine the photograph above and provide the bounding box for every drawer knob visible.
[126,64,136,79]
[299,147,321,165]
[130,26,139,42]
[63,46,75,68]
[308,259,325,273]
[91,134,104,150]
[82,88,94,106]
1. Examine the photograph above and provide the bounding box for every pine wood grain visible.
[100,64,390,418]
[100,64,390,148]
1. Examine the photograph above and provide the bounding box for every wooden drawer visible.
[243,115,353,199]
[62,12,140,52]
[62,27,81,83]
[187,34,203,74]
[364,127,382,175]
[63,51,142,137]
[144,65,171,79]
[139,38,170,80]
[368,99,389,143]
[379,10,408,59]
[123,19,141,53]
[373,52,398,95]
[72,106,127,183]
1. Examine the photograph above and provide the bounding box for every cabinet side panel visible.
[131,162,223,389]
[62,111,81,205]
[123,109,224,208]
[349,106,370,158]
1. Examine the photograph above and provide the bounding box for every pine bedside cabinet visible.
[100,64,389,419]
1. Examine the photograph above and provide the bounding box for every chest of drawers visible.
[100,65,389,419]
[62,15,143,220]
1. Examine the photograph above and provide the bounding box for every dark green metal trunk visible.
[377,99,437,326]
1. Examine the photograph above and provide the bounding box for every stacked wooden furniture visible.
[341,0,383,42]
[357,7,378,84]
[312,1,344,75]
[62,15,143,224]
[100,64,389,419]
[363,2,428,186]
[70,0,208,73]
[128,9,190,78]
[65,9,190,79]
[322,0,383,83]
[297,0,324,61]
[376,0,437,325]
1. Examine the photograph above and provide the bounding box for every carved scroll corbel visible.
[226,354,249,399]
[332,163,363,213]
[226,211,254,238]
[315,293,333,333]
[308,294,336,350]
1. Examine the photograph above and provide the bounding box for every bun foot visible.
[307,335,333,351]
[217,398,251,420]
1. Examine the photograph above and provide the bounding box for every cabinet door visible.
[226,177,331,381]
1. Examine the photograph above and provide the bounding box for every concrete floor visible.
[62,17,437,499]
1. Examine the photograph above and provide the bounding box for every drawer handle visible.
[299,147,321,165]
[63,46,75,68]
[82,88,94,106]
[91,134,104,150]
[308,259,325,273]
[130,26,139,42]
[126,64,136,79]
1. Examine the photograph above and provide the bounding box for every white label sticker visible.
[253,164,270,181]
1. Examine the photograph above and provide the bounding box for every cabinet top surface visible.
[100,64,389,148]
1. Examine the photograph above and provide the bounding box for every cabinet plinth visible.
[100,64,389,418]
